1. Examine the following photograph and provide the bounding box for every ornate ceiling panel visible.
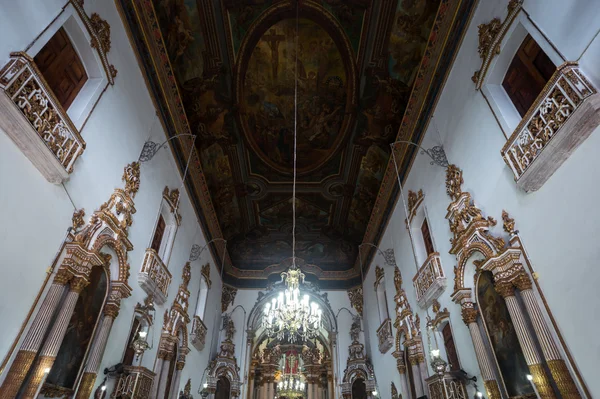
[116,0,476,288]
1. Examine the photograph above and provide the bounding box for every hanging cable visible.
[292,0,299,263]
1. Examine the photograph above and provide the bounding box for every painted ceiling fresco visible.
[117,0,476,288]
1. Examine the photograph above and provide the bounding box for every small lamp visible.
[132,330,150,360]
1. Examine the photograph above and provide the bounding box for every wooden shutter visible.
[421,219,435,256]
[34,27,88,110]
[502,34,555,117]
[151,215,166,253]
[443,323,460,371]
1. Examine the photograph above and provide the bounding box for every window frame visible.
[481,13,564,135]
[148,188,181,265]
[26,3,110,130]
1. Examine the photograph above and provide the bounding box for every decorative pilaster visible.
[23,276,89,398]
[0,276,69,399]
[407,353,424,398]
[495,281,556,399]
[75,303,119,399]
[156,357,173,399]
[461,303,501,399]
[514,274,581,398]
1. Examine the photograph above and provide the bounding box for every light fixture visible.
[277,372,306,398]
[526,374,533,381]
[262,263,322,342]
[430,348,448,376]
[101,385,107,391]
[476,391,483,398]
[373,390,378,396]
[132,330,150,359]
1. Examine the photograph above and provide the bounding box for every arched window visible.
[375,276,390,323]
[150,187,181,264]
[196,273,210,320]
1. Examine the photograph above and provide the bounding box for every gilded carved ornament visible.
[374,266,384,288]
[461,304,478,325]
[221,285,237,313]
[201,263,212,288]
[394,267,402,293]
[513,272,533,291]
[347,287,363,316]
[122,162,141,197]
[72,209,85,231]
[494,280,515,298]
[70,275,90,293]
[445,164,464,201]
[89,13,111,53]
[472,0,523,89]
[406,189,424,225]
[502,210,517,235]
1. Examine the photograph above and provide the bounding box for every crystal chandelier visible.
[277,372,306,398]
[263,263,322,342]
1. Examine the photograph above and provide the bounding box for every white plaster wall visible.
[0,0,222,396]
[362,0,600,397]
[322,290,355,399]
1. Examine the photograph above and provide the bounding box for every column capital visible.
[54,267,73,285]
[70,276,90,293]
[176,361,186,370]
[513,272,533,291]
[461,304,478,325]
[495,281,515,298]
[103,303,120,319]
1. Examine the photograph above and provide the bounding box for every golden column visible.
[23,275,89,398]
[75,303,120,399]
[461,303,501,399]
[0,269,71,399]
[495,281,556,399]
[513,273,581,398]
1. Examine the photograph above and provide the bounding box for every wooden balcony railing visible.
[501,63,599,192]
[138,248,172,305]
[413,252,446,308]
[0,52,85,183]
[112,366,155,399]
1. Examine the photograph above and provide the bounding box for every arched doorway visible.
[216,376,231,399]
[351,378,366,399]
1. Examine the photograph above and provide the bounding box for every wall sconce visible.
[132,330,150,360]
[430,348,448,376]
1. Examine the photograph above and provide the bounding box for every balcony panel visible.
[0,53,85,184]
[501,63,600,192]
[138,248,172,305]
[413,253,447,309]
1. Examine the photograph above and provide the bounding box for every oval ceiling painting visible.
[240,17,352,175]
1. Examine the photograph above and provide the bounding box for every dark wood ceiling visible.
[117,0,476,288]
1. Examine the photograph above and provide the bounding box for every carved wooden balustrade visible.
[376,318,393,354]
[112,366,155,399]
[138,248,172,305]
[413,252,446,308]
[0,52,85,183]
[190,315,208,351]
[426,373,467,399]
[501,63,600,191]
